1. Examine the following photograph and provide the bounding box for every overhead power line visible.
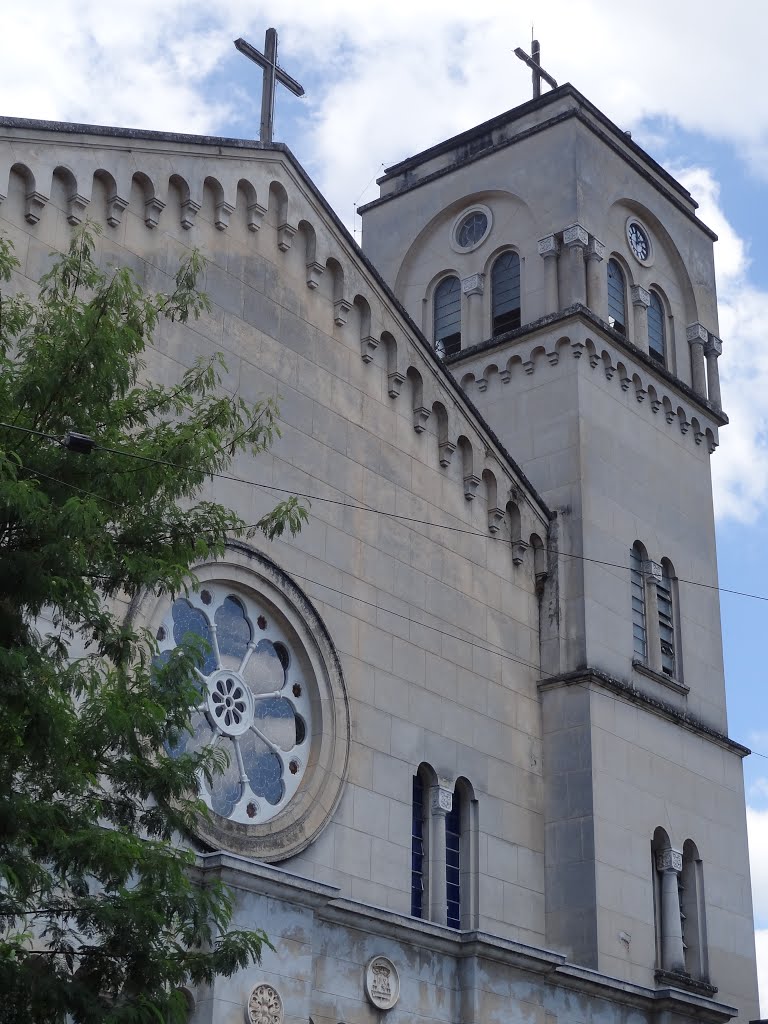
[2,419,766,607]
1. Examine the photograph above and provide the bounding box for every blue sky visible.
[2,0,767,1005]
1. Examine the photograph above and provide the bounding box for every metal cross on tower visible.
[513,40,558,99]
[234,29,305,144]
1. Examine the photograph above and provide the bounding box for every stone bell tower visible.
[360,83,758,1013]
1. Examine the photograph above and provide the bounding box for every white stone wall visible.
[0,126,548,943]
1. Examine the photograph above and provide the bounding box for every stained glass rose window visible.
[160,587,311,825]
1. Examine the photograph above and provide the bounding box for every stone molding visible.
[538,667,751,757]
[686,322,708,344]
[537,234,561,257]
[246,984,283,1024]
[586,237,605,261]
[430,786,453,814]
[704,334,723,357]
[454,323,720,455]
[655,848,683,873]
[194,852,735,1022]
[641,559,662,584]
[631,284,651,308]
[0,126,552,556]
[446,305,727,427]
[364,956,400,1010]
[126,544,350,862]
[562,223,589,248]
[462,273,485,296]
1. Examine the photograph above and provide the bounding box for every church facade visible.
[0,80,759,1024]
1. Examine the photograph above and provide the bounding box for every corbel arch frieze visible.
[462,331,720,454]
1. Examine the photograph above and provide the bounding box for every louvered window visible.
[658,564,676,677]
[411,772,425,918]
[446,789,461,929]
[491,251,521,337]
[648,291,666,365]
[631,544,647,660]
[434,276,461,357]
[608,259,626,335]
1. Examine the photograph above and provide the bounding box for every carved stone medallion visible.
[246,983,284,1024]
[364,955,400,1011]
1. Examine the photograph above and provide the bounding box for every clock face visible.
[456,211,488,249]
[627,221,650,262]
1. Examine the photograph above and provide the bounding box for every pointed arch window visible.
[607,259,627,335]
[630,543,647,661]
[491,251,521,337]
[434,276,461,357]
[648,291,666,365]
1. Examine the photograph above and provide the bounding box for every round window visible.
[142,546,350,861]
[451,204,492,253]
[457,211,488,249]
[160,588,311,825]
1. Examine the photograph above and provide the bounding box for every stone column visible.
[686,323,708,398]
[429,785,452,925]
[656,848,685,974]
[585,236,606,316]
[561,224,589,308]
[705,334,723,408]
[461,274,485,348]
[631,285,651,353]
[642,559,663,674]
[537,235,560,316]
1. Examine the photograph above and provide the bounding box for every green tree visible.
[0,227,307,1022]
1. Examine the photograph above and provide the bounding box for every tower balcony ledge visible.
[445,303,727,431]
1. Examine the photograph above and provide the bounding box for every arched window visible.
[630,543,647,661]
[491,251,521,337]
[434,276,461,357]
[411,768,428,918]
[445,787,461,929]
[681,840,709,981]
[658,559,677,678]
[607,259,626,335]
[648,291,666,365]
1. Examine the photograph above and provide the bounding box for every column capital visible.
[430,785,453,815]
[461,273,484,296]
[642,559,662,584]
[656,848,683,873]
[586,237,605,261]
[562,223,589,248]
[631,284,651,308]
[705,334,723,357]
[538,234,561,257]
[686,322,708,345]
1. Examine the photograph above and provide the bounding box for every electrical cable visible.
[3,454,767,760]
[3,418,768,605]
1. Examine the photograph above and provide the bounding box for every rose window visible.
[160,588,311,824]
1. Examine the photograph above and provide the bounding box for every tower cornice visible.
[445,303,728,430]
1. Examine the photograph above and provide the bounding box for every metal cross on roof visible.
[513,40,558,100]
[234,29,305,144]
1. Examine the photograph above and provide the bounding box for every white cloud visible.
[748,806,768,1012]
[748,803,768,924]
[668,167,768,523]
[757,929,768,1016]
[749,776,768,807]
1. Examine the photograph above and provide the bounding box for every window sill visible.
[632,660,689,696]
[654,969,717,997]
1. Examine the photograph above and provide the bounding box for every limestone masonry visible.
[0,81,758,1024]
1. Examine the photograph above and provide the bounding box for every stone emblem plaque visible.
[364,955,400,1010]
[246,983,284,1024]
